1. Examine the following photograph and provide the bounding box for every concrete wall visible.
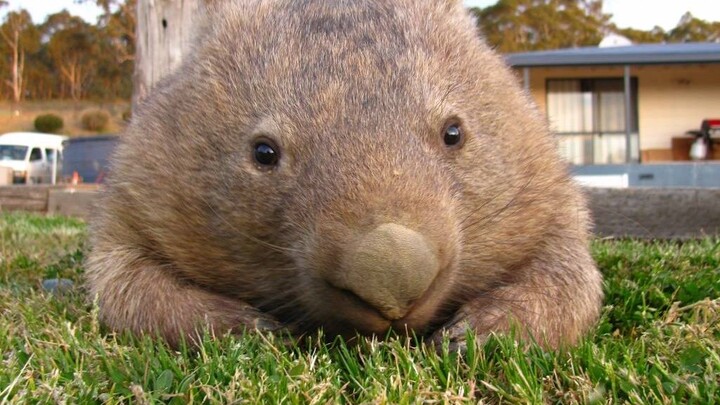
[518,64,720,152]
[586,187,720,239]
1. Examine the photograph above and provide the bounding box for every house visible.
[505,42,720,168]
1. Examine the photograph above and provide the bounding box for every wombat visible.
[86,0,603,349]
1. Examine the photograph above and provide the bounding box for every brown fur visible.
[86,0,603,349]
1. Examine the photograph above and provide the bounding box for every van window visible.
[0,145,27,161]
[45,148,56,163]
[29,148,43,161]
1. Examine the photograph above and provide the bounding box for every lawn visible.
[0,100,130,137]
[0,212,718,403]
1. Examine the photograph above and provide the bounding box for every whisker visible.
[197,193,304,255]
[459,171,538,234]
[457,150,548,232]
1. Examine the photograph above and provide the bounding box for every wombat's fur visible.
[86,0,603,349]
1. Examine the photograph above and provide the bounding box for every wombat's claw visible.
[250,317,298,347]
[252,317,285,332]
[430,319,471,354]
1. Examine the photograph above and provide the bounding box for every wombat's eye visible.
[443,122,464,147]
[253,142,279,167]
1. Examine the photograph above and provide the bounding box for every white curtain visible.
[548,80,591,164]
[547,79,636,165]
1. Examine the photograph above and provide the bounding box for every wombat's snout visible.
[331,223,440,320]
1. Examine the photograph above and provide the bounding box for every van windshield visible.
[0,145,28,161]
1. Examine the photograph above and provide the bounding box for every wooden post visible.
[132,0,205,110]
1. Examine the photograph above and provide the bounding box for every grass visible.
[0,212,718,403]
[0,100,130,137]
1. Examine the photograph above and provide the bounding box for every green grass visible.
[1,212,718,403]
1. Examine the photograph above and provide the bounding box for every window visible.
[45,148,56,163]
[0,145,27,161]
[29,148,43,162]
[547,78,639,165]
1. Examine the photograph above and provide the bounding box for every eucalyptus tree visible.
[471,0,611,52]
[0,8,39,112]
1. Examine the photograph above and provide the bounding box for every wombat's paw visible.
[251,315,285,332]
[246,315,299,347]
[217,301,287,335]
[429,318,476,354]
[429,305,505,353]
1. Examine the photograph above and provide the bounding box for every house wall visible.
[637,65,720,149]
[516,64,720,152]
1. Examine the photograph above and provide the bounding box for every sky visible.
[3,0,720,31]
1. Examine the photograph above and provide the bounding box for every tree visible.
[23,42,58,99]
[615,26,665,44]
[44,11,101,102]
[98,0,136,99]
[68,0,136,100]
[88,0,137,63]
[610,12,720,45]
[0,9,39,111]
[666,12,720,43]
[472,0,611,52]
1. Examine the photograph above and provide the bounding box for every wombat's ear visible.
[202,0,234,11]
[440,0,464,11]
[198,0,219,15]
[203,0,255,12]
[202,0,244,5]
[201,0,228,10]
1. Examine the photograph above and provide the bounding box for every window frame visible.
[545,76,640,165]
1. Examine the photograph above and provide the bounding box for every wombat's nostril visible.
[334,286,385,315]
[335,223,440,320]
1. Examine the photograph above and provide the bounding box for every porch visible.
[506,43,720,165]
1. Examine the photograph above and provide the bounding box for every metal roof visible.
[505,42,720,67]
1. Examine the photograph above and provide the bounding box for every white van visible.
[0,132,68,184]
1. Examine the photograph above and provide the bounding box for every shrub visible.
[34,114,64,133]
[80,109,110,132]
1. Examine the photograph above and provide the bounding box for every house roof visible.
[505,42,720,68]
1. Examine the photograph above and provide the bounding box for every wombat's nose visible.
[337,223,440,320]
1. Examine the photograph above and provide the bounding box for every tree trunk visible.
[8,30,20,115]
[11,30,18,102]
[132,0,205,112]
[18,48,24,102]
